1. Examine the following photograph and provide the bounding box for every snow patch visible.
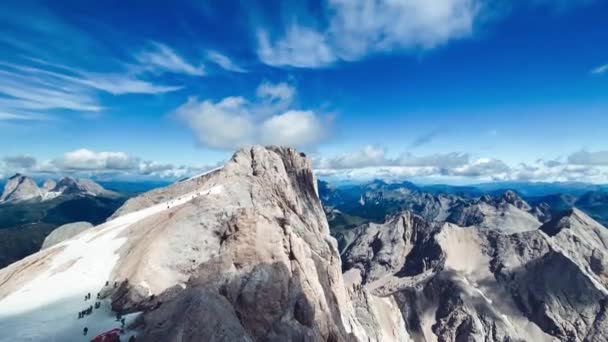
[0,185,223,341]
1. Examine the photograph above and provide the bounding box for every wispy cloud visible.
[591,63,608,75]
[206,51,247,73]
[408,130,441,149]
[134,42,205,76]
[0,58,183,120]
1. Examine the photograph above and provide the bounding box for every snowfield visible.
[0,185,223,342]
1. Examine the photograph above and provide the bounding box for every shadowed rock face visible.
[341,209,608,342]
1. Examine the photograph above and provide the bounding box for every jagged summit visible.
[0,174,115,204]
[0,173,43,203]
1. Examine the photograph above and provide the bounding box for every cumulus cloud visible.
[0,149,211,180]
[257,0,479,67]
[176,81,329,149]
[175,97,256,149]
[256,0,593,68]
[52,149,139,171]
[315,146,390,169]
[257,26,337,68]
[313,146,608,183]
[448,158,509,178]
[314,146,470,170]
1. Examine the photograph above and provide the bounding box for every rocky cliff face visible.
[340,208,608,341]
[0,146,403,341]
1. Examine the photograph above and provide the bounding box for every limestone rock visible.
[40,221,93,249]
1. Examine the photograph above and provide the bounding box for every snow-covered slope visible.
[0,184,221,341]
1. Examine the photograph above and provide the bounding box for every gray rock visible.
[0,173,42,203]
[40,221,93,249]
[341,208,608,341]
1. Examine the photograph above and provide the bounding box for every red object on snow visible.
[90,328,122,342]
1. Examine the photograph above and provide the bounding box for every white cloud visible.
[206,51,247,73]
[256,81,295,104]
[591,63,608,75]
[257,26,337,68]
[135,42,205,76]
[315,146,391,169]
[568,150,608,166]
[313,146,608,183]
[314,146,470,170]
[176,81,328,149]
[0,57,182,120]
[53,149,139,171]
[260,110,326,146]
[257,0,479,68]
[0,149,210,179]
[175,97,256,149]
[72,72,182,95]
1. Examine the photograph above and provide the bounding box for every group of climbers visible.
[78,291,103,318]
[79,280,137,341]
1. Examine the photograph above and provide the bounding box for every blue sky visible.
[1,0,607,183]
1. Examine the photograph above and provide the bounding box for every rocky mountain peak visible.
[0,173,42,203]
[52,176,109,196]
[41,179,56,192]
[500,189,532,210]
[540,207,601,237]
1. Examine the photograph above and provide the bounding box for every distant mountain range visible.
[1,147,607,341]
[319,179,608,230]
[0,173,118,204]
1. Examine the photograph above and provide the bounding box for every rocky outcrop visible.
[340,208,608,341]
[447,190,541,233]
[40,221,93,249]
[0,174,42,203]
